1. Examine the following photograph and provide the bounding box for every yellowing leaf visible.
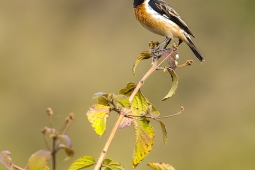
[101,158,124,170]
[26,150,51,170]
[132,91,149,115]
[161,68,179,101]
[132,119,154,168]
[68,156,95,170]
[132,51,152,75]
[42,166,50,170]
[0,151,12,170]
[119,82,149,115]
[87,104,110,136]
[147,162,175,170]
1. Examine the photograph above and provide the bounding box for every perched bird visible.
[133,0,204,62]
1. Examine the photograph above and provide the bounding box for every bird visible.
[133,0,204,62]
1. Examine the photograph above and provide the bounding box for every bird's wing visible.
[148,0,195,37]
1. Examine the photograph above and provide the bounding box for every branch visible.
[12,164,24,170]
[124,106,184,119]
[93,48,174,170]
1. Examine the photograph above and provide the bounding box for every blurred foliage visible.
[0,0,255,170]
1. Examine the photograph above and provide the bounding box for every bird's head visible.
[133,0,145,8]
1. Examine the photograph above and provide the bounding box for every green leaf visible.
[132,118,154,168]
[147,162,175,170]
[119,83,149,115]
[118,83,137,128]
[131,90,149,115]
[26,150,51,170]
[97,96,110,106]
[132,51,152,75]
[93,92,110,106]
[119,82,137,97]
[101,158,124,170]
[161,68,179,101]
[158,120,168,146]
[87,104,110,136]
[68,156,95,170]
[0,151,12,170]
[113,94,131,108]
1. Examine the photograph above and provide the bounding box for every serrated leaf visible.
[132,91,149,115]
[132,119,154,168]
[113,94,131,108]
[161,68,179,101]
[68,156,95,170]
[132,51,152,75]
[119,82,137,97]
[158,120,168,146]
[26,150,51,170]
[147,162,175,170]
[119,83,149,115]
[0,151,12,170]
[87,104,110,136]
[101,158,124,170]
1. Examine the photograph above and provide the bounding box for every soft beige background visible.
[0,0,254,169]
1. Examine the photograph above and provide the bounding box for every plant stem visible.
[12,164,24,170]
[52,136,57,170]
[94,50,173,170]
[93,113,125,170]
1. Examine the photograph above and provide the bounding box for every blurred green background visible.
[0,0,255,169]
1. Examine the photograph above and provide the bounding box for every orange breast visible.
[134,4,170,37]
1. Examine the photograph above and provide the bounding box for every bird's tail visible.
[185,34,204,62]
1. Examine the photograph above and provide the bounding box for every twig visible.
[93,112,125,170]
[155,106,184,119]
[12,164,24,170]
[125,106,184,119]
[177,60,193,68]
